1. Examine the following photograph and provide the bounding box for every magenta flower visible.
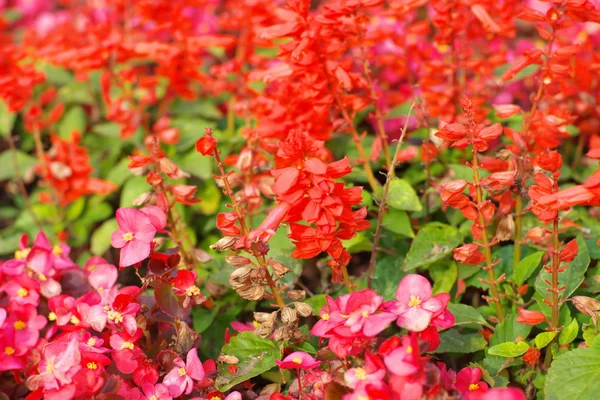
[470,387,526,400]
[163,349,205,397]
[88,264,118,303]
[275,351,321,370]
[390,274,443,332]
[455,367,489,399]
[0,307,5,326]
[142,383,172,400]
[0,327,27,371]
[6,303,47,348]
[111,207,166,267]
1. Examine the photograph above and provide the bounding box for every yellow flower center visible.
[362,311,369,318]
[209,397,221,400]
[186,285,201,297]
[253,320,260,327]
[70,315,80,325]
[149,396,158,400]
[97,287,104,292]
[543,76,552,85]
[292,357,303,364]
[406,346,413,354]
[14,248,30,260]
[178,367,187,376]
[88,264,96,271]
[4,347,15,355]
[13,321,26,330]
[358,396,369,400]
[87,337,97,346]
[321,313,330,320]
[37,272,47,281]
[46,359,55,373]
[469,384,479,391]
[107,310,124,324]
[355,367,367,381]
[87,362,98,370]
[48,312,57,321]
[122,232,134,242]
[52,245,63,255]
[122,342,134,350]
[408,295,422,307]
[17,288,28,297]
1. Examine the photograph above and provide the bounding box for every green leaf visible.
[342,231,372,253]
[90,218,118,256]
[120,176,149,208]
[559,319,579,346]
[0,150,36,181]
[58,106,87,138]
[216,332,281,391]
[488,341,529,357]
[431,262,457,295]
[535,332,557,349]
[430,329,488,354]
[545,344,600,400]
[386,178,422,212]
[382,209,414,238]
[384,101,413,119]
[447,304,491,329]
[535,236,590,299]
[514,251,544,285]
[0,100,16,137]
[192,306,219,334]
[66,198,86,222]
[92,122,121,138]
[402,223,463,271]
[372,254,407,300]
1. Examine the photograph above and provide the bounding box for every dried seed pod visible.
[281,307,298,324]
[205,281,227,298]
[572,296,600,333]
[496,214,515,242]
[254,312,274,323]
[210,236,238,251]
[217,354,239,364]
[225,255,252,268]
[255,312,277,338]
[229,267,253,290]
[237,285,265,301]
[271,261,291,277]
[132,191,155,206]
[191,248,212,264]
[273,325,293,341]
[294,302,313,317]
[496,149,512,161]
[287,290,306,301]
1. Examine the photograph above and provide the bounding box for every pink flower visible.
[390,274,443,332]
[275,351,321,370]
[0,327,27,371]
[142,383,172,400]
[455,367,489,399]
[163,349,205,397]
[344,354,385,389]
[26,335,82,391]
[383,336,419,377]
[470,387,526,400]
[88,264,118,303]
[6,303,47,348]
[111,207,166,267]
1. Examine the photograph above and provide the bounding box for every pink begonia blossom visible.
[344,358,386,390]
[470,387,527,400]
[1,276,40,306]
[26,335,81,391]
[383,336,419,377]
[0,327,27,371]
[142,383,172,400]
[0,307,6,326]
[275,351,321,370]
[455,367,489,399]
[111,207,166,267]
[88,263,119,303]
[390,274,443,332]
[163,349,205,397]
[6,303,47,348]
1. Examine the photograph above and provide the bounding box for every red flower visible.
[196,128,218,156]
[515,309,547,325]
